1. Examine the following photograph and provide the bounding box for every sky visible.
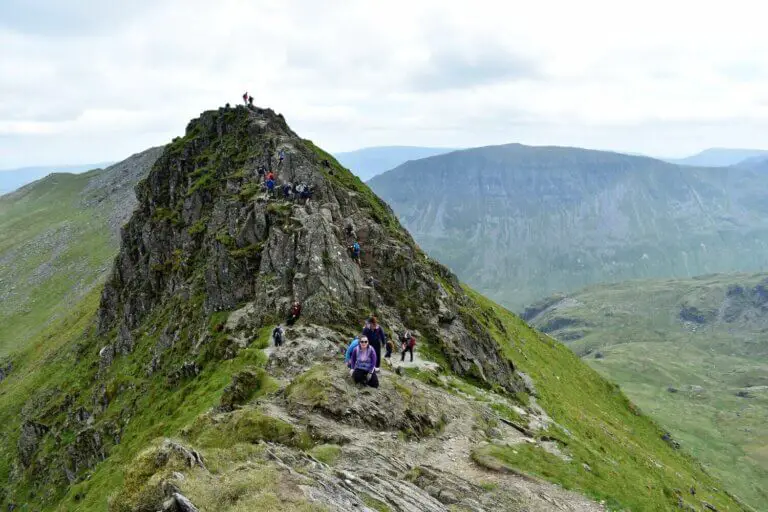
[2,0,768,168]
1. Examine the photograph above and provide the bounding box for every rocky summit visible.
[0,106,746,511]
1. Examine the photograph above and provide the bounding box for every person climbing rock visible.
[279,149,285,164]
[400,330,416,362]
[266,171,274,181]
[265,177,275,196]
[272,324,284,347]
[345,336,360,367]
[286,301,301,325]
[257,165,266,179]
[362,315,386,370]
[299,184,312,204]
[350,241,361,264]
[349,336,379,388]
[281,182,293,200]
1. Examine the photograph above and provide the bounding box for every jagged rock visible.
[155,439,206,470]
[219,367,263,410]
[96,106,524,394]
[667,386,678,393]
[702,501,718,511]
[18,421,49,466]
[168,362,202,385]
[99,344,115,371]
[160,493,199,512]
[116,322,135,355]
[661,432,680,449]
[65,427,107,476]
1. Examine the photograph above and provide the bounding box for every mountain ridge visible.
[0,106,745,511]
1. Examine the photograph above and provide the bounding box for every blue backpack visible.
[353,242,360,255]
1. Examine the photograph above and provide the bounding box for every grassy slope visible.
[465,289,742,511]
[0,171,114,357]
[526,274,768,509]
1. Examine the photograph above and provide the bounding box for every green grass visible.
[0,172,116,358]
[526,273,768,509]
[308,444,342,465]
[463,287,744,511]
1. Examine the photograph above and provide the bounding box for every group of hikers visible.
[343,315,417,389]
[271,310,417,390]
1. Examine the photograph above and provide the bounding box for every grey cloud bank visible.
[1,0,767,167]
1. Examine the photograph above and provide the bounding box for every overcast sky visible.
[2,0,768,168]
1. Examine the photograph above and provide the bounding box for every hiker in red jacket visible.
[286,301,301,326]
[400,330,416,362]
[242,91,248,105]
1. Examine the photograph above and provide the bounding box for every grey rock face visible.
[96,106,523,393]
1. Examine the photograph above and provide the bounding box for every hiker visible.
[266,171,275,181]
[282,182,293,200]
[323,159,330,168]
[362,315,386,370]
[257,165,266,179]
[400,330,416,362]
[272,324,284,347]
[225,102,231,109]
[242,91,248,105]
[299,184,312,204]
[248,95,254,107]
[349,241,361,264]
[279,149,285,164]
[345,336,360,367]
[349,336,379,388]
[385,338,394,359]
[286,301,301,326]
[265,178,275,196]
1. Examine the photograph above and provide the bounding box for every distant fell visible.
[334,145,456,181]
[0,162,114,195]
[369,142,768,310]
[664,147,768,167]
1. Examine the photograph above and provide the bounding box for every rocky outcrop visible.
[96,106,523,393]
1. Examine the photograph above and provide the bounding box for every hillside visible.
[0,163,113,195]
[368,143,768,310]
[334,146,456,181]
[0,148,162,358]
[665,148,768,167]
[0,107,745,511]
[523,273,768,509]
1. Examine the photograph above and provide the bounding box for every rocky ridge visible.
[0,106,745,512]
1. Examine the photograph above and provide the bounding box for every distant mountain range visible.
[334,146,456,181]
[0,162,113,195]
[663,147,768,167]
[369,143,768,310]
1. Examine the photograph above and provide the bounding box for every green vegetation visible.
[462,287,742,511]
[308,444,342,465]
[0,172,115,358]
[526,273,768,509]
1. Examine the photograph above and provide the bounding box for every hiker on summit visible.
[400,330,416,362]
[248,95,254,108]
[286,301,301,326]
[272,324,284,347]
[349,336,379,388]
[362,315,386,370]
[242,91,248,105]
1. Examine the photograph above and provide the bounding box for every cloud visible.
[2,0,768,167]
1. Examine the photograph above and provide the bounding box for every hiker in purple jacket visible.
[362,315,385,370]
[349,336,379,388]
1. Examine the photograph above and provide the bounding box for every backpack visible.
[353,242,360,254]
[272,327,283,342]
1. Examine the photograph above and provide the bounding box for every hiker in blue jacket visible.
[345,336,360,367]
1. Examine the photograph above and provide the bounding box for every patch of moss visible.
[285,365,332,407]
[360,492,392,512]
[308,444,342,465]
